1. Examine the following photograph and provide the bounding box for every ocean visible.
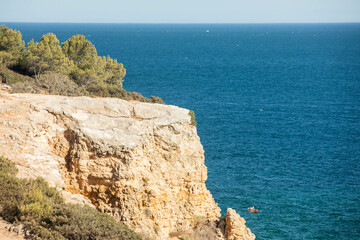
[3,22,360,239]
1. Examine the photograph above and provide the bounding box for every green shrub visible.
[23,204,142,240]
[19,178,64,222]
[0,156,143,240]
[150,96,164,104]
[0,155,18,175]
[0,63,34,85]
[189,110,197,127]
[0,173,25,222]
[0,64,39,93]
[0,156,26,222]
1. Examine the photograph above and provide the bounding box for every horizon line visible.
[1,21,360,25]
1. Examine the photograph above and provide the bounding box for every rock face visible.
[0,88,255,240]
[225,209,255,240]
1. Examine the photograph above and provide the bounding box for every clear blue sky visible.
[1,0,359,23]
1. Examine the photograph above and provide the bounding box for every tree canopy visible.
[62,35,98,68]
[0,25,25,66]
[1,27,126,87]
[97,55,126,87]
[0,25,162,103]
[62,35,126,87]
[22,33,73,79]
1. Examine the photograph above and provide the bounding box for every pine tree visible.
[62,35,125,87]
[22,33,73,80]
[0,25,25,66]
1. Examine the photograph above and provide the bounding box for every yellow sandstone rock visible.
[225,209,256,240]
[0,87,255,240]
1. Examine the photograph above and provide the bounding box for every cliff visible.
[0,86,255,240]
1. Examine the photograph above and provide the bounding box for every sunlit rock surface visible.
[0,87,254,240]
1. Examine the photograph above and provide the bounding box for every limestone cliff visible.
[0,86,255,240]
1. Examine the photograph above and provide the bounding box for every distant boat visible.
[206,30,210,33]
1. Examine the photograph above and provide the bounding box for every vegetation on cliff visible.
[189,110,197,127]
[0,156,142,240]
[0,24,163,103]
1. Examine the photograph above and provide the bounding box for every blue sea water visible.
[3,22,360,240]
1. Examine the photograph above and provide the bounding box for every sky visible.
[0,0,360,23]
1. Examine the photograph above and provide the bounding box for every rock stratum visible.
[0,87,255,240]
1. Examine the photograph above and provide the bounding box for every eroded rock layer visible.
[0,88,254,240]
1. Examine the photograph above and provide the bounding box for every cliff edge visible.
[0,86,255,240]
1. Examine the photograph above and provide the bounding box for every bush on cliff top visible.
[189,110,197,127]
[0,156,142,240]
